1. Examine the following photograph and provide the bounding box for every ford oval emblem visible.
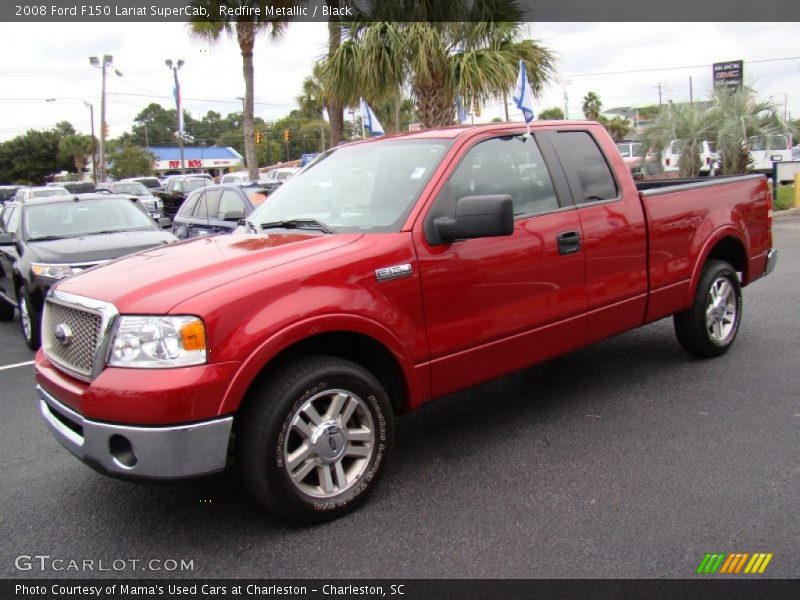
[54,323,73,346]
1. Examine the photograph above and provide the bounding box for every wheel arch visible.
[685,229,748,307]
[219,316,420,420]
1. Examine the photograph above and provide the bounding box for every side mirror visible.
[0,232,15,246]
[433,195,514,243]
[158,217,172,228]
[222,210,244,222]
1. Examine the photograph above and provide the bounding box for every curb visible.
[774,207,800,219]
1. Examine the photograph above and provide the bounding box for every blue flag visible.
[513,60,535,123]
[360,98,385,136]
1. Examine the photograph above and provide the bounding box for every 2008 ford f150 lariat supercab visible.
[35,122,777,523]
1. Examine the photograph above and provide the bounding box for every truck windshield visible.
[247,139,452,233]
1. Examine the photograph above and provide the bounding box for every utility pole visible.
[689,76,693,105]
[165,59,185,174]
[656,83,663,106]
[90,55,118,182]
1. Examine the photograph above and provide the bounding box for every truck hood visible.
[29,230,175,263]
[55,232,362,313]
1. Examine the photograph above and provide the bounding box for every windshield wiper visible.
[26,235,67,242]
[260,219,332,234]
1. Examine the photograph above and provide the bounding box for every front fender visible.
[218,314,426,416]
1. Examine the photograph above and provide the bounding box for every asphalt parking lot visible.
[1,217,798,580]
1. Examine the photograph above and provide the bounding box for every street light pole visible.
[89,54,120,182]
[84,101,97,184]
[166,59,185,174]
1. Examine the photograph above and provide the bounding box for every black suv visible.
[0,194,177,350]
[172,183,269,239]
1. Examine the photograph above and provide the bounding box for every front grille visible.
[42,300,103,379]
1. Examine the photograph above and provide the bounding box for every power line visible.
[565,55,800,78]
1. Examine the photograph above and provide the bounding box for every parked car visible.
[49,181,96,194]
[219,170,269,185]
[154,176,211,218]
[121,176,162,190]
[172,183,269,240]
[791,144,800,160]
[0,193,176,350]
[98,181,164,221]
[34,122,775,523]
[661,139,717,175]
[15,186,69,201]
[0,185,20,205]
[748,134,793,174]
[261,167,300,193]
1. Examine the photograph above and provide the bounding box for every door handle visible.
[556,230,581,255]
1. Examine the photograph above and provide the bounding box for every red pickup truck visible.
[35,122,776,523]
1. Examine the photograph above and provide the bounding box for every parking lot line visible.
[0,360,34,372]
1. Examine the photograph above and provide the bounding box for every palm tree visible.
[58,134,94,178]
[582,91,602,121]
[296,63,326,120]
[643,102,715,177]
[709,87,783,175]
[538,107,565,120]
[189,3,287,181]
[603,116,631,142]
[326,4,345,146]
[327,3,555,129]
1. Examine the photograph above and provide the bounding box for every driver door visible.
[413,133,588,398]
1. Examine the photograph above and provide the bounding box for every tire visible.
[18,289,41,351]
[0,298,13,322]
[237,355,394,524]
[674,260,742,358]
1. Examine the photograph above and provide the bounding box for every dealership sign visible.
[153,157,241,171]
[713,61,744,90]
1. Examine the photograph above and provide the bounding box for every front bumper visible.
[764,249,778,277]
[38,385,233,479]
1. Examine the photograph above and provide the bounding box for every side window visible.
[178,192,201,217]
[0,206,13,231]
[6,207,21,234]
[558,131,618,203]
[443,136,559,217]
[217,190,246,219]
[193,190,221,219]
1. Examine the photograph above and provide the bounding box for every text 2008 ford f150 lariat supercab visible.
[34,122,777,523]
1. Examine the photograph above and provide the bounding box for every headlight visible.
[109,315,207,368]
[31,263,77,280]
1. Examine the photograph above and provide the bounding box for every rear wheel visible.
[674,260,741,358]
[18,289,41,351]
[237,355,394,523]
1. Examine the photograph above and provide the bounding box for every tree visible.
[643,102,714,177]
[327,3,555,128]
[190,3,287,181]
[603,116,631,142]
[538,107,565,120]
[326,5,345,146]
[582,91,602,121]
[107,143,154,179]
[0,128,73,184]
[58,134,95,178]
[709,87,784,175]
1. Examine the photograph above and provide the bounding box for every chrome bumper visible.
[37,385,233,479]
[764,249,778,277]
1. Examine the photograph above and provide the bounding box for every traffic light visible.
[283,129,291,143]
[255,130,263,144]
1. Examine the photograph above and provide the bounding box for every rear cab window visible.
[556,131,619,204]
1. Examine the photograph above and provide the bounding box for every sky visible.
[0,21,798,142]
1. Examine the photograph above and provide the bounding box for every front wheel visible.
[674,260,742,358]
[19,289,41,351]
[237,355,394,523]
